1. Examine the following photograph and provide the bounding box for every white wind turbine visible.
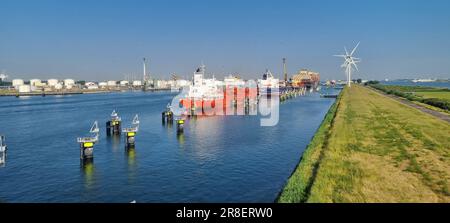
[334,42,361,87]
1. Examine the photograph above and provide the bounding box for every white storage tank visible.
[18,84,31,93]
[176,79,190,87]
[155,80,165,88]
[85,82,96,87]
[47,79,59,86]
[54,83,63,90]
[119,80,129,86]
[64,79,75,86]
[12,79,24,87]
[29,79,42,86]
[85,82,99,90]
[107,80,117,86]
[98,82,108,88]
[132,80,142,86]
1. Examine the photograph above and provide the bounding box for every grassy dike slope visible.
[279,85,450,202]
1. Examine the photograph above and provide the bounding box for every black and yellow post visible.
[125,131,136,148]
[176,119,185,134]
[167,111,173,123]
[106,120,121,135]
[80,141,95,160]
[162,104,174,124]
[107,110,122,135]
[162,110,173,124]
[162,111,166,124]
[106,121,111,135]
[77,121,99,162]
[112,120,121,135]
[123,114,140,149]
[106,110,122,135]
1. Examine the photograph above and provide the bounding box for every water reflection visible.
[106,135,121,152]
[0,152,6,167]
[125,147,137,182]
[80,159,95,189]
[17,96,31,100]
[176,133,185,146]
[189,116,225,160]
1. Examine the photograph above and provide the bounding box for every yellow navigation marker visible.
[83,142,94,147]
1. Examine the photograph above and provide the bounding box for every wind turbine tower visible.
[334,42,361,87]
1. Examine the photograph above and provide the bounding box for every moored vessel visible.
[257,69,279,95]
[178,65,257,116]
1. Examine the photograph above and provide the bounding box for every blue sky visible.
[1,0,450,81]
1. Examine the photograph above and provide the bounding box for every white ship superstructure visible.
[186,65,223,100]
[224,75,246,87]
[258,69,279,95]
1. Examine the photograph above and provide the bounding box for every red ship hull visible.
[179,87,257,115]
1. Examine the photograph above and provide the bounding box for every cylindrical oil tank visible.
[47,79,59,86]
[54,83,63,90]
[64,79,75,86]
[120,80,129,86]
[12,79,24,87]
[132,80,142,86]
[98,82,108,88]
[18,84,31,93]
[107,80,117,86]
[29,79,42,86]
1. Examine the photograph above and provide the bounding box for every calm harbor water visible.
[0,88,338,202]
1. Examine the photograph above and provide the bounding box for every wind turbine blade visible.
[350,42,360,56]
[333,55,346,57]
[352,62,359,71]
[344,47,349,55]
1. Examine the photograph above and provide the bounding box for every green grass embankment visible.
[277,91,341,202]
[279,85,450,202]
